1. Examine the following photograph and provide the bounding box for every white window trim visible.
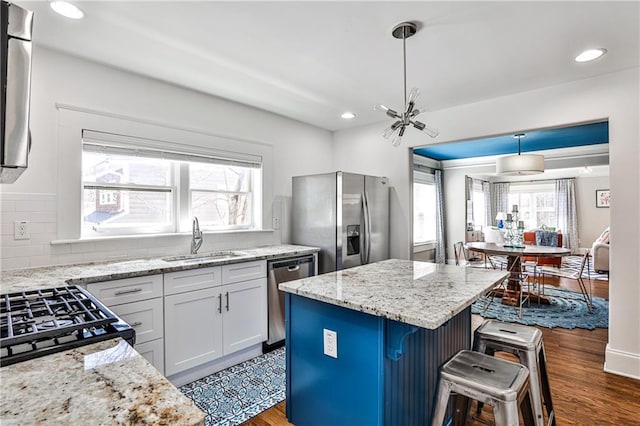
[57,105,273,241]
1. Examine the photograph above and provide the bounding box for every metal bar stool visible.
[473,320,555,426]
[432,350,536,426]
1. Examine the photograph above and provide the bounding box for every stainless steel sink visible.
[162,251,248,263]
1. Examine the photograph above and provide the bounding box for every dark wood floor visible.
[244,276,640,426]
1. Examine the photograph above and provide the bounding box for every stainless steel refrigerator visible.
[292,172,389,274]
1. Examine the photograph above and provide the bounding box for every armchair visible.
[522,230,563,267]
[592,227,610,273]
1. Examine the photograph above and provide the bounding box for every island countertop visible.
[0,338,205,425]
[279,259,508,329]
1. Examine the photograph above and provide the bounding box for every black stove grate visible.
[1,286,119,347]
[0,285,135,366]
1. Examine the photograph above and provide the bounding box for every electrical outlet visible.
[14,220,30,240]
[273,216,280,230]
[323,328,338,358]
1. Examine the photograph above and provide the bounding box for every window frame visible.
[413,170,437,245]
[508,182,556,230]
[80,131,263,237]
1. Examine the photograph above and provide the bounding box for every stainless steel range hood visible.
[1,1,33,184]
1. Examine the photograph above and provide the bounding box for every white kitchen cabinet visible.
[86,274,165,374]
[164,266,221,295]
[109,298,163,344]
[164,287,224,376]
[86,274,162,305]
[222,278,267,354]
[164,260,267,377]
[136,339,165,373]
[222,260,266,284]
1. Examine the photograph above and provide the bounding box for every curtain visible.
[465,176,474,227]
[490,182,510,225]
[482,181,491,228]
[556,178,579,252]
[435,170,446,263]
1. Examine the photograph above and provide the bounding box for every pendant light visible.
[496,133,544,175]
[376,22,439,147]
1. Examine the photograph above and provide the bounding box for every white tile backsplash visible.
[0,192,281,270]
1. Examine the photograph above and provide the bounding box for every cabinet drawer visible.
[164,266,221,295]
[110,298,164,344]
[135,338,165,375]
[86,274,163,305]
[222,260,266,284]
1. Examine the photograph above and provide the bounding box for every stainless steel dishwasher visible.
[264,254,316,351]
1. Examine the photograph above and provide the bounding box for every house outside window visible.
[413,171,436,244]
[81,132,262,237]
[508,182,556,230]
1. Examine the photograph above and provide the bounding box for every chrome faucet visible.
[191,216,203,254]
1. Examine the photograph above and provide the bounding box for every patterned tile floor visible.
[180,348,286,426]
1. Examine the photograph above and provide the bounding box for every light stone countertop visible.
[279,258,509,329]
[0,244,319,424]
[0,338,205,426]
[0,244,320,294]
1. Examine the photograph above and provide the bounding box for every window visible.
[471,180,487,229]
[508,182,556,230]
[413,171,437,244]
[81,132,262,237]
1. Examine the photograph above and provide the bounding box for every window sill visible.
[51,229,276,245]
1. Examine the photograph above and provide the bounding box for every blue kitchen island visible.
[280,259,508,426]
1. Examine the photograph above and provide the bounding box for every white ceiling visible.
[17,1,640,131]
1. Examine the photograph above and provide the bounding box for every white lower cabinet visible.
[222,278,268,354]
[109,298,164,344]
[86,260,267,381]
[135,339,165,373]
[164,287,224,376]
[164,262,267,378]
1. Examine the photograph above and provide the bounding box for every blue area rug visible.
[180,347,286,426]
[472,286,608,330]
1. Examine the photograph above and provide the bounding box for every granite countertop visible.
[279,258,508,329]
[1,244,320,294]
[0,338,205,425]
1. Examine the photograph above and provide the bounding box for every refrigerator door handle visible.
[363,191,372,264]
[359,192,366,265]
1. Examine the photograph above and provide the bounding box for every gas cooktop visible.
[0,285,135,366]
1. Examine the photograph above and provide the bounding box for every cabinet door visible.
[109,298,163,344]
[222,278,267,355]
[135,339,165,375]
[164,287,223,376]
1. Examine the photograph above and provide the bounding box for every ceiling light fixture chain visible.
[376,21,439,147]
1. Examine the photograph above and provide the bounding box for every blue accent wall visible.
[413,121,608,161]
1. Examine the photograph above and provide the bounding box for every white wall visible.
[0,47,333,269]
[333,68,640,379]
[576,175,610,247]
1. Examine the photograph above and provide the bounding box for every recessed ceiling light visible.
[50,1,84,19]
[575,48,607,63]
[341,112,356,119]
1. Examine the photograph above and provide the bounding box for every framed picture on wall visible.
[596,189,610,208]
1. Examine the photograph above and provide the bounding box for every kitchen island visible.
[279,259,508,425]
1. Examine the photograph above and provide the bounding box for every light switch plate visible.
[323,328,338,358]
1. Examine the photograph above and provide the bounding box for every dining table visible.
[465,241,571,306]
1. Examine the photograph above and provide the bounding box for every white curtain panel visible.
[435,170,446,264]
[555,178,579,253]
[482,181,491,227]
[465,176,474,225]
[490,182,510,224]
